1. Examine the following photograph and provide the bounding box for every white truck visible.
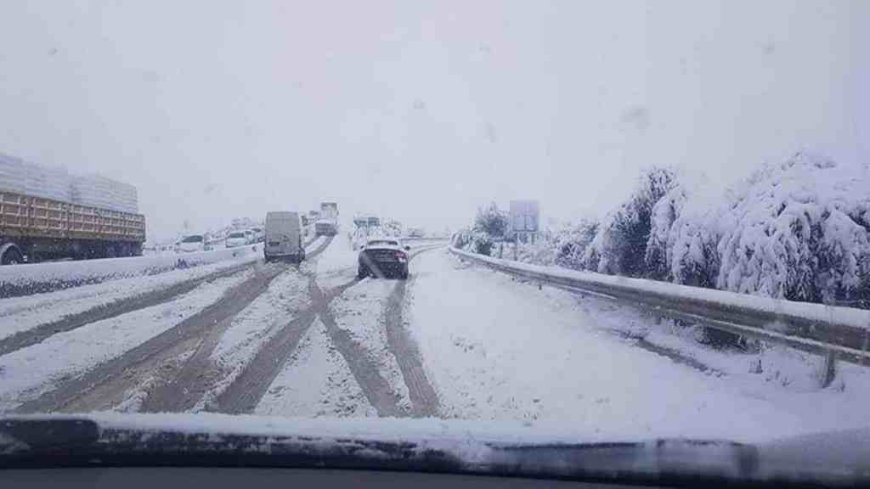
[315,202,339,236]
[0,153,145,264]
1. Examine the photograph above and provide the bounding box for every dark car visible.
[358,238,410,279]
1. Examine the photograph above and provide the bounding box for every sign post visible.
[509,200,540,244]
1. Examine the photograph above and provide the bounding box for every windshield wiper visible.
[0,416,867,487]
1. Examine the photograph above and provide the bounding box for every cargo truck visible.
[315,202,339,236]
[0,152,145,264]
[0,190,146,264]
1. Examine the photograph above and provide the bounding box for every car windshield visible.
[1,1,869,484]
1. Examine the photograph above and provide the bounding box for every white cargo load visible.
[71,174,138,214]
[0,152,138,213]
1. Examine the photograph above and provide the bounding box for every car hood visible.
[2,413,869,486]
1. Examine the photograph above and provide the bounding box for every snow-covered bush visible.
[459,153,870,312]
[470,231,495,256]
[513,236,559,265]
[451,226,498,256]
[585,167,679,277]
[553,219,599,270]
[644,186,687,280]
[451,229,472,249]
[474,202,509,239]
[667,210,722,288]
[714,152,870,305]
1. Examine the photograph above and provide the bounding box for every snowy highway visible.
[1,237,868,443]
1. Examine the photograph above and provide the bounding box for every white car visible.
[244,230,255,244]
[177,234,205,253]
[225,231,248,248]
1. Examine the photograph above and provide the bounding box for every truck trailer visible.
[0,153,145,264]
[0,190,146,264]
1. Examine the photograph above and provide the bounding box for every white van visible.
[265,211,305,263]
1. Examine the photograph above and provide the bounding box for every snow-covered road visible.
[0,238,867,444]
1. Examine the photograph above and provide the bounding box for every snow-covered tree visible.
[474,202,509,239]
[644,186,687,280]
[554,219,599,270]
[667,210,722,288]
[714,152,870,304]
[585,167,679,277]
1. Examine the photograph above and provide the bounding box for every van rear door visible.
[265,212,302,260]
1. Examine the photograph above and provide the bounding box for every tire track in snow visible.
[14,262,289,414]
[145,236,334,414]
[383,270,440,417]
[0,261,255,357]
[306,236,334,259]
[314,281,405,417]
[151,238,436,416]
[212,276,358,414]
[317,244,443,417]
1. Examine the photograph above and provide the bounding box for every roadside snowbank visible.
[450,247,870,332]
[406,250,870,443]
[0,255,256,342]
[0,244,263,298]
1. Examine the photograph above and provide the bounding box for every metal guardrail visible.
[449,247,870,374]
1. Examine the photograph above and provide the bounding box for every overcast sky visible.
[1,0,868,241]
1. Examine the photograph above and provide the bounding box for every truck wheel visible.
[1,248,23,265]
[357,266,368,279]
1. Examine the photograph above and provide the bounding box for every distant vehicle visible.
[407,227,425,238]
[315,219,338,236]
[177,234,205,253]
[265,212,305,263]
[358,238,410,279]
[367,216,380,227]
[315,202,339,236]
[225,231,247,248]
[320,202,339,219]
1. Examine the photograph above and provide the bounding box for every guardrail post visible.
[820,350,837,388]
[863,330,869,367]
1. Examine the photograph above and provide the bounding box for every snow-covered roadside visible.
[406,250,870,443]
[0,253,259,342]
[255,319,377,417]
[329,279,411,412]
[0,244,262,298]
[0,269,254,412]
